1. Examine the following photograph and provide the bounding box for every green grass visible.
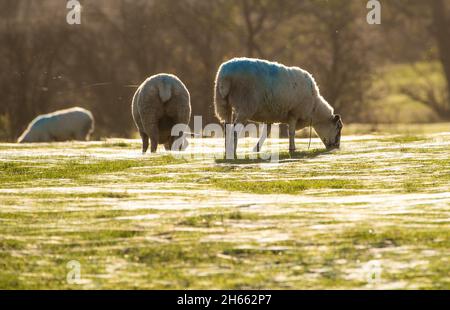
[101,141,132,148]
[0,155,184,184]
[179,211,259,227]
[378,135,426,143]
[210,178,361,194]
[0,131,449,289]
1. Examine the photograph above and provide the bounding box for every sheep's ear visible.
[333,114,341,122]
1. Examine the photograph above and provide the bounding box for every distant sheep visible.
[214,57,343,155]
[132,74,191,153]
[17,107,94,143]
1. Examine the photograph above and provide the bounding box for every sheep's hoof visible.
[164,143,171,151]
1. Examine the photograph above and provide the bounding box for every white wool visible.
[131,73,191,153]
[214,57,334,125]
[17,107,94,143]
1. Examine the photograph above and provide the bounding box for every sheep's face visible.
[314,114,343,150]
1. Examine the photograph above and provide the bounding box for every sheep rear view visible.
[132,74,191,153]
[17,107,94,143]
[214,57,343,156]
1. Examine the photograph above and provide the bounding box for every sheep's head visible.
[313,114,343,150]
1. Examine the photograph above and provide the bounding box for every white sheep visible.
[17,107,94,143]
[132,74,191,153]
[214,57,343,155]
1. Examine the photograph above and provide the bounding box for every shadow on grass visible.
[215,148,330,165]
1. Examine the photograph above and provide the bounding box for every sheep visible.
[214,57,343,156]
[132,74,191,153]
[17,107,94,143]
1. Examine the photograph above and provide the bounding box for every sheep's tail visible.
[214,74,232,123]
[157,82,172,103]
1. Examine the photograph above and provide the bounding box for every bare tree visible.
[386,0,450,119]
[300,0,373,121]
[0,0,72,138]
[429,0,450,117]
[234,0,304,58]
[2,0,440,140]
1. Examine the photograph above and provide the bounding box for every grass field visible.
[0,129,449,289]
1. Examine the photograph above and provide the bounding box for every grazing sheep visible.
[17,107,94,143]
[214,57,343,156]
[132,74,191,153]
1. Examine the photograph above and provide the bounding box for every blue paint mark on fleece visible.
[221,58,283,76]
[220,58,287,88]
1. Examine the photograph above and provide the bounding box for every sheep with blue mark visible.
[17,107,94,143]
[214,57,343,156]
[132,74,191,153]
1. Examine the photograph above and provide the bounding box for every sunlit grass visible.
[209,178,361,194]
[0,131,449,289]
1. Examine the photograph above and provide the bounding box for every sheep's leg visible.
[288,118,297,154]
[253,123,272,152]
[177,131,189,151]
[163,135,173,151]
[170,131,189,151]
[149,125,159,153]
[232,114,247,159]
[181,130,189,151]
[225,124,235,159]
[233,125,238,159]
[140,131,149,154]
[165,132,184,151]
[224,104,234,159]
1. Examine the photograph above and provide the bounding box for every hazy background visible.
[0,0,449,141]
